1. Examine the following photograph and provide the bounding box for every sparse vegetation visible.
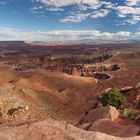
[122,108,134,119]
[100,88,125,109]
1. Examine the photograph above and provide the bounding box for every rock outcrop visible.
[89,119,140,137]
[135,82,140,90]
[79,106,119,123]
[63,64,119,78]
[0,119,139,140]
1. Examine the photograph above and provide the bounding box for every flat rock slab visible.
[0,119,140,140]
[89,119,140,137]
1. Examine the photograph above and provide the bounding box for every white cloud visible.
[114,31,131,37]
[117,6,140,15]
[0,27,139,41]
[36,0,117,10]
[134,32,140,38]
[103,1,117,9]
[31,0,115,22]
[91,9,110,19]
[38,0,78,7]
[126,15,140,24]
[47,7,64,11]
[30,6,45,13]
[37,0,101,9]
[60,9,110,23]
[116,4,140,25]
[30,0,140,25]
[60,13,89,23]
[118,14,126,18]
[125,0,140,6]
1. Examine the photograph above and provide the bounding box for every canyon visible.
[0,41,139,139]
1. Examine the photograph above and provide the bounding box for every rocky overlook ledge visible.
[0,118,139,140]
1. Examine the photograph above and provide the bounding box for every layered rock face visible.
[43,54,113,69]
[0,119,139,140]
[42,54,116,74]
[63,64,119,77]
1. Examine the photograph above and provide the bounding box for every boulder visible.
[135,115,140,125]
[105,88,112,93]
[120,86,133,92]
[0,118,139,140]
[89,119,140,137]
[136,95,140,100]
[79,106,119,123]
[135,83,140,90]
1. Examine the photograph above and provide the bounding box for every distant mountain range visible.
[0,40,140,46]
[24,40,140,46]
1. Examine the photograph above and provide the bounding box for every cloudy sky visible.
[1,0,140,41]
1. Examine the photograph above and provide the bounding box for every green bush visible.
[122,108,134,119]
[100,87,125,108]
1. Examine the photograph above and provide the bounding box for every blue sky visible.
[0,0,140,41]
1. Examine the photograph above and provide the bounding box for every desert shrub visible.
[122,108,134,119]
[100,87,125,108]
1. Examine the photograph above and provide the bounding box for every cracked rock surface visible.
[0,119,139,140]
